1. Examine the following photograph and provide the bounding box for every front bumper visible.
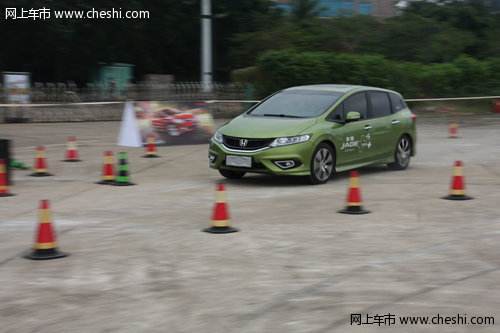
[208,139,314,176]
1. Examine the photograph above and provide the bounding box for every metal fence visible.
[0,81,248,103]
[0,81,254,122]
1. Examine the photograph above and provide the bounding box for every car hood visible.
[219,115,317,138]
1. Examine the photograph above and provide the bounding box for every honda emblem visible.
[239,139,248,147]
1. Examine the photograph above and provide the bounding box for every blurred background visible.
[1,0,500,103]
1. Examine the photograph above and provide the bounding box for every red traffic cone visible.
[338,171,370,214]
[448,121,458,138]
[442,161,473,200]
[143,134,159,158]
[96,151,115,185]
[30,146,53,176]
[24,200,68,260]
[0,159,14,197]
[63,136,81,162]
[203,183,238,233]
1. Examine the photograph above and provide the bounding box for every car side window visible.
[389,92,407,113]
[368,92,391,118]
[326,103,344,122]
[343,92,368,120]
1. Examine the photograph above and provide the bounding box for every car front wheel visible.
[167,124,180,136]
[388,135,411,170]
[309,143,335,184]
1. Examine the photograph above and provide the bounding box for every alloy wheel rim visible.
[397,137,411,166]
[167,125,180,136]
[314,148,333,181]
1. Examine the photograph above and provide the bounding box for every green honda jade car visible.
[209,84,416,184]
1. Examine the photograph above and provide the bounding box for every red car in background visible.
[152,108,199,140]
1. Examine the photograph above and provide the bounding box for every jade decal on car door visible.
[336,92,374,166]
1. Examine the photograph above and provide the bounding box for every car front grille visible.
[222,135,274,151]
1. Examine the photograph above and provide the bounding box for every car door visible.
[366,91,393,160]
[334,92,375,167]
[388,92,408,139]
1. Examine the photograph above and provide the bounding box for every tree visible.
[211,0,284,80]
[290,0,323,22]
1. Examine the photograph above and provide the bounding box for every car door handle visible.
[364,125,372,130]
[392,120,400,124]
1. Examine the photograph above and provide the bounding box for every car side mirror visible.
[346,111,361,122]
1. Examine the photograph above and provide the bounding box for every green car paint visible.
[209,84,416,184]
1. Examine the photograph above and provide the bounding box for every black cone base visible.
[338,206,370,214]
[24,248,69,260]
[442,194,473,200]
[143,155,159,158]
[96,180,115,185]
[203,226,239,234]
[0,193,15,197]
[63,159,81,162]
[112,181,136,186]
[30,172,53,177]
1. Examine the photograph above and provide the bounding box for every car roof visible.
[284,84,394,94]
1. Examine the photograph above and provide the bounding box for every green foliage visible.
[312,15,381,54]
[255,51,398,96]
[415,63,462,97]
[230,66,260,83]
[229,24,313,69]
[252,49,500,98]
[233,1,500,98]
[255,50,329,94]
[452,55,488,94]
[290,0,322,23]
[211,0,284,79]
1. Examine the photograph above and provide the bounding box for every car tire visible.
[309,143,335,185]
[219,169,246,179]
[388,135,411,170]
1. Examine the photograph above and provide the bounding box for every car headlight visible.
[213,131,223,143]
[270,134,312,147]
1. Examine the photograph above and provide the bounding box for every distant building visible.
[272,0,400,19]
[395,0,500,13]
[485,0,500,12]
[272,0,500,19]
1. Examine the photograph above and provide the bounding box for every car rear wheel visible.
[219,169,246,179]
[309,143,335,184]
[388,135,411,170]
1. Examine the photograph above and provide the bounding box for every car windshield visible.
[247,90,343,118]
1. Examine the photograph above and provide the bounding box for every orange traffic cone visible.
[338,171,370,214]
[24,200,68,260]
[203,183,238,233]
[30,146,53,176]
[0,159,14,197]
[143,134,159,158]
[96,151,115,184]
[448,121,458,138]
[442,161,473,200]
[63,136,81,162]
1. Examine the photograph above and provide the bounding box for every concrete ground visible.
[0,114,499,333]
